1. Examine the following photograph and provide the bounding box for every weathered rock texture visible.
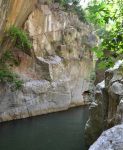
[0,0,37,35]
[85,61,123,148]
[89,124,123,150]
[0,1,96,122]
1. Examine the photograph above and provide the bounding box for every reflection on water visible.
[0,106,89,150]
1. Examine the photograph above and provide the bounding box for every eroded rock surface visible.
[85,61,123,148]
[0,1,97,122]
[89,124,123,150]
[0,0,37,33]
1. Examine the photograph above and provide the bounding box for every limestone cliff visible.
[0,0,96,122]
[85,61,123,149]
[0,0,37,35]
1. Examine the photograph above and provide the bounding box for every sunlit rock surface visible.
[0,0,37,34]
[0,1,97,122]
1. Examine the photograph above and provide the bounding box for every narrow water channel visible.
[0,106,89,150]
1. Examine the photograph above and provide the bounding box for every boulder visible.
[89,124,123,150]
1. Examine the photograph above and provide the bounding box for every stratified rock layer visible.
[0,1,97,122]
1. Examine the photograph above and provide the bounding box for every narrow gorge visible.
[0,0,96,122]
[0,0,123,150]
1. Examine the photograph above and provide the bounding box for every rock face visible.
[85,81,108,147]
[94,60,106,85]
[0,0,37,58]
[0,1,97,122]
[85,61,123,148]
[0,0,37,34]
[89,124,123,150]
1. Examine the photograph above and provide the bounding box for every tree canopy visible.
[86,0,123,68]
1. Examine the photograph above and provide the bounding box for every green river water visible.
[0,106,89,150]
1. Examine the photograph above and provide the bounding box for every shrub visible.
[0,51,20,67]
[0,26,28,90]
[0,69,23,90]
[12,79,23,91]
[0,70,14,82]
[54,0,87,22]
[0,50,23,90]
[8,26,32,55]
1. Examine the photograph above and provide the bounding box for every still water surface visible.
[0,106,88,150]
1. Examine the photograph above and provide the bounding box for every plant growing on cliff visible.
[0,26,30,90]
[54,0,87,22]
[0,69,23,90]
[7,26,32,55]
[0,51,20,66]
[0,51,23,90]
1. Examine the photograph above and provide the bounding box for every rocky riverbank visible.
[85,61,123,149]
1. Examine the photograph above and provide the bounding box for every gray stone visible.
[86,61,123,148]
[89,124,123,150]
[0,2,97,122]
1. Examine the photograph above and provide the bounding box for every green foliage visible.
[12,80,23,91]
[0,27,30,90]
[86,1,110,27]
[72,5,87,22]
[0,51,23,90]
[86,0,123,68]
[0,26,32,90]
[55,0,87,22]
[0,51,20,66]
[0,69,23,90]
[54,0,68,6]
[55,0,80,6]
[0,70,15,82]
[8,26,32,55]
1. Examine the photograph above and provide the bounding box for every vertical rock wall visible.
[85,62,123,149]
[0,1,97,122]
